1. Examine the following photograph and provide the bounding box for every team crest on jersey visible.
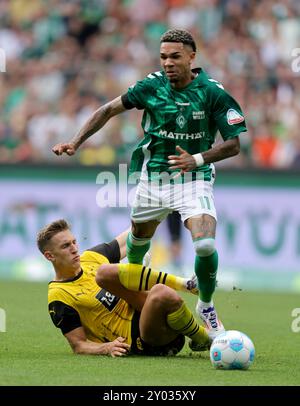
[176,113,187,129]
[193,111,205,120]
[227,109,244,125]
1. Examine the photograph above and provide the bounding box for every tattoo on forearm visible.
[71,104,112,148]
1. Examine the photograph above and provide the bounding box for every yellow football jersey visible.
[48,246,135,344]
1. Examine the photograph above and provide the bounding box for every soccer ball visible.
[210,330,255,370]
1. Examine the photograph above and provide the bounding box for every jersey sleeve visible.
[121,93,135,110]
[123,76,157,110]
[48,301,81,335]
[208,84,247,140]
[88,239,121,263]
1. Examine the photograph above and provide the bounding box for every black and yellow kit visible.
[48,240,135,343]
[48,239,185,355]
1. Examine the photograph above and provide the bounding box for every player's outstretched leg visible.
[118,263,198,295]
[140,284,210,352]
[194,237,225,340]
[167,299,210,351]
[126,232,151,264]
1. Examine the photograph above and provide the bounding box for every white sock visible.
[198,300,213,309]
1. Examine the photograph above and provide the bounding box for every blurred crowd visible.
[1,0,300,169]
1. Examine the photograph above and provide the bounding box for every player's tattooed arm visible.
[201,137,240,164]
[168,138,240,174]
[52,96,127,156]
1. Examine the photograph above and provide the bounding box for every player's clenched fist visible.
[52,143,76,156]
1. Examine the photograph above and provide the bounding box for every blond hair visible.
[37,219,70,253]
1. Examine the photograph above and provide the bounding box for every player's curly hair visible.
[37,219,70,253]
[160,29,196,52]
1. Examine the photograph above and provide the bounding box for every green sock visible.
[195,251,218,302]
[126,232,151,265]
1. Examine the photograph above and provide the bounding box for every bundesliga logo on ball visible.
[210,330,255,370]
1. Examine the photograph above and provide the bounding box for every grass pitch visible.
[0,281,299,386]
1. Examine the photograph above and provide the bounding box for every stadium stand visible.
[0,0,299,168]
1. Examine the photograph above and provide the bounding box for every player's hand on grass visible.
[168,145,197,175]
[52,142,76,156]
[108,337,130,357]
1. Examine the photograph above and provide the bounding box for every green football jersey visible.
[123,68,247,181]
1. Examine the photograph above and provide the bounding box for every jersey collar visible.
[49,269,83,284]
[164,67,207,91]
